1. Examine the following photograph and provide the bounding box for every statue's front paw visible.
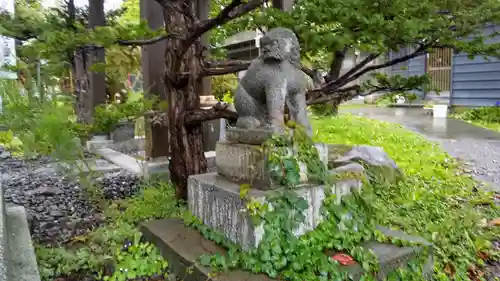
[236,117,262,129]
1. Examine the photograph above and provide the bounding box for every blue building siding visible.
[389,47,426,98]
[387,25,500,106]
[451,25,500,106]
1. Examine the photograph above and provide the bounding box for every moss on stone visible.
[326,144,353,164]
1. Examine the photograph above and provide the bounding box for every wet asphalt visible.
[339,107,500,191]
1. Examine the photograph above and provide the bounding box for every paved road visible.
[340,107,500,191]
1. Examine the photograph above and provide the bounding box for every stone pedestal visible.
[188,172,362,249]
[202,118,226,152]
[111,121,135,143]
[215,141,329,189]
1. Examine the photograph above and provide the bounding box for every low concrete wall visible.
[0,182,40,281]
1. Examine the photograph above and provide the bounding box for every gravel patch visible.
[0,148,141,245]
[430,138,500,192]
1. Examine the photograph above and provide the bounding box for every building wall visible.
[450,25,500,106]
[388,47,426,99]
[340,51,389,88]
[388,25,500,106]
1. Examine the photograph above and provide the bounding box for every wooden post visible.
[272,0,294,11]
[196,0,225,152]
[87,0,107,122]
[140,0,169,158]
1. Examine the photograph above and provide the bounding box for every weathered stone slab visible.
[140,219,433,281]
[34,159,122,175]
[333,145,402,183]
[326,144,354,164]
[0,182,8,281]
[95,147,217,178]
[141,219,275,281]
[6,205,41,281]
[110,121,135,143]
[86,139,114,152]
[187,172,362,249]
[226,127,275,145]
[215,141,329,189]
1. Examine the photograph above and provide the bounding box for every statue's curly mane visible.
[260,27,301,67]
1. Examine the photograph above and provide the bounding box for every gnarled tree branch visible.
[326,46,349,82]
[184,102,238,125]
[307,85,361,105]
[117,34,180,46]
[184,0,266,49]
[203,59,251,76]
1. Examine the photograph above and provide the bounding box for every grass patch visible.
[105,181,184,224]
[37,181,181,281]
[312,115,500,280]
[453,106,500,132]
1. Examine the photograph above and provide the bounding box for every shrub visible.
[212,74,238,101]
[456,106,500,123]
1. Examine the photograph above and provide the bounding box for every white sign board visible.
[0,0,17,79]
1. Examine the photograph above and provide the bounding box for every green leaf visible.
[199,255,212,266]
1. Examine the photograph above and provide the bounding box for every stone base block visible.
[6,205,41,281]
[215,141,328,189]
[110,121,135,143]
[86,139,114,152]
[226,127,275,145]
[140,219,433,281]
[187,173,362,249]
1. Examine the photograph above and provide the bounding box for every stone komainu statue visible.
[234,27,312,136]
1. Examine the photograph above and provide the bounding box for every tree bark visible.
[326,46,348,83]
[164,0,207,200]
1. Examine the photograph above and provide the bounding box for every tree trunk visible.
[86,0,107,123]
[330,100,340,116]
[164,1,207,200]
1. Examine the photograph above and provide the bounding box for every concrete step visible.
[0,182,41,281]
[140,219,433,281]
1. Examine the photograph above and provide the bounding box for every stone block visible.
[187,172,362,249]
[203,119,226,152]
[215,141,329,190]
[141,219,275,281]
[334,145,402,183]
[86,139,114,152]
[0,182,7,281]
[0,180,41,281]
[110,121,135,143]
[97,148,143,174]
[140,219,433,281]
[226,127,275,145]
[6,205,41,281]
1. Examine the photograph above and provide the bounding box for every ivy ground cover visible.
[312,115,500,280]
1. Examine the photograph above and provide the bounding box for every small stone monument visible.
[188,27,364,249]
[141,27,432,281]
